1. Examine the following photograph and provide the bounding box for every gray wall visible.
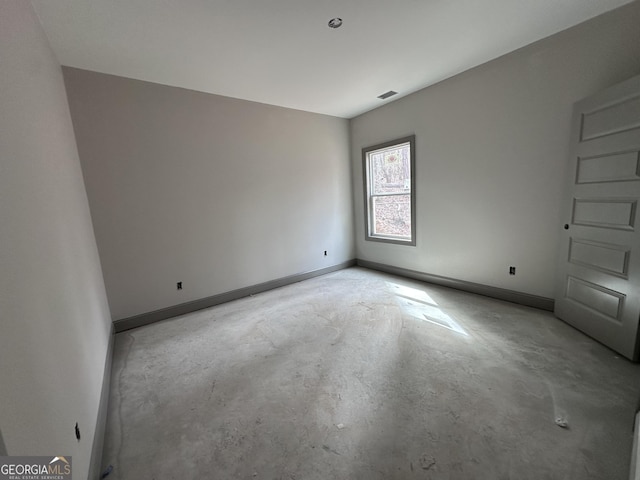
[0,2,112,479]
[350,1,640,299]
[63,69,354,321]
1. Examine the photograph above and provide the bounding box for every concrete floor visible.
[102,267,640,479]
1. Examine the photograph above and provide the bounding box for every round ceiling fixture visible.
[328,18,343,29]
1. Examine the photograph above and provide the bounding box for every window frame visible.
[362,135,416,246]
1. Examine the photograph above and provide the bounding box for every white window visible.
[362,135,415,245]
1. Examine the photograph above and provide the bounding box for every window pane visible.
[372,194,411,238]
[362,135,415,245]
[370,143,411,195]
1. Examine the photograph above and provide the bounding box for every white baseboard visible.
[87,325,115,480]
[631,411,640,480]
[357,259,554,311]
[114,260,356,332]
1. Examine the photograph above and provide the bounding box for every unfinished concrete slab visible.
[102,267,640,479]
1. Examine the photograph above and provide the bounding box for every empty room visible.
[2,1,640,479]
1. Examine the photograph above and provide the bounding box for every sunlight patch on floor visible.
[387,282,468,336]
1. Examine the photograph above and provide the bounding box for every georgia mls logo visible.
[49,457,71,474]
[0,455,72,479]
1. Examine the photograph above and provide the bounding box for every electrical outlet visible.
[509,266,516,275]
[177,281,183,290]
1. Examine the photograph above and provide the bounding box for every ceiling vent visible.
[377,90,397,100]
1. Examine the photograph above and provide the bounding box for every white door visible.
[555,75,640,361]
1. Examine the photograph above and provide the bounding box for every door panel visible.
[576,150,640,184]
[572,198,636,229]
[564,276,624,320]
[580,94,640,141]
[568,238,630,277]
[555,75,640,361]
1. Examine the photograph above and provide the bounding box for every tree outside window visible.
[362,135,415,245]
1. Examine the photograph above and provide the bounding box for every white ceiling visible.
[31,0,634,119]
